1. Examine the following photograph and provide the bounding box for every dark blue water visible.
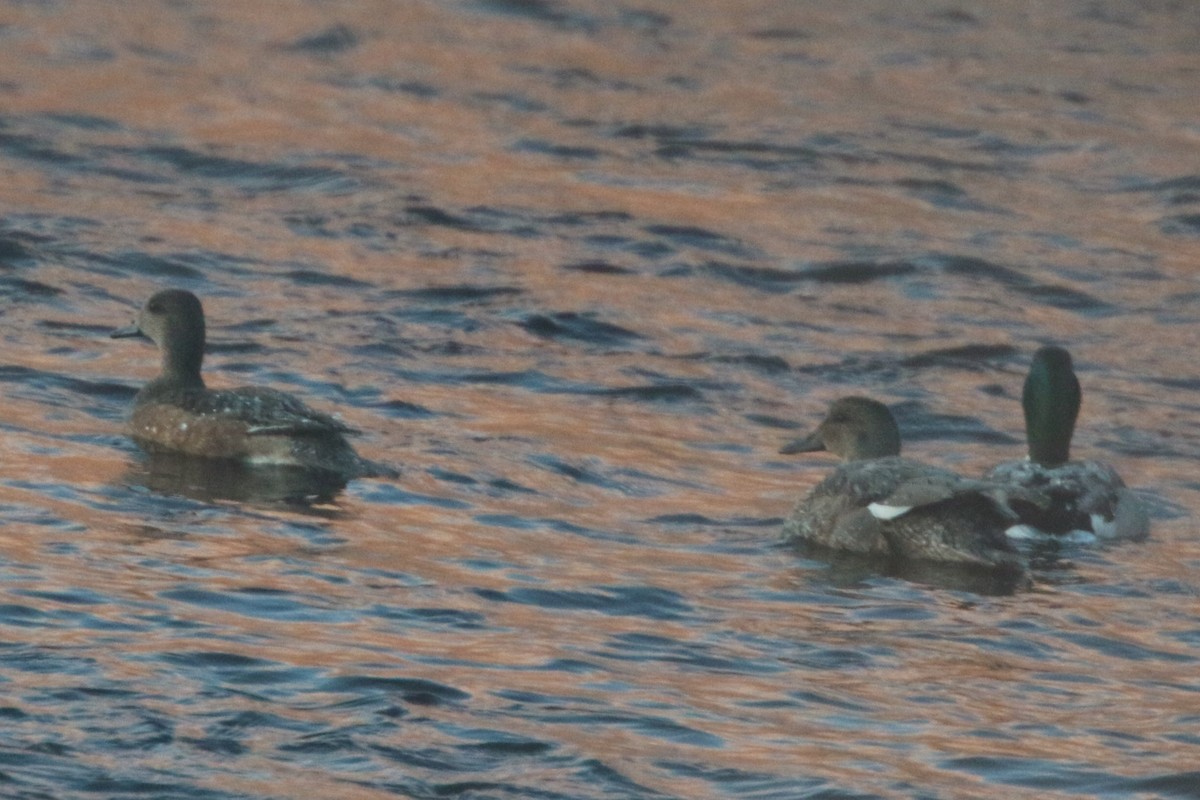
[1,1,1199,798]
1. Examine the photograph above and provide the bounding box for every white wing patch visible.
[868,502,911,521]
[1004,524,1041,541]
[1004,523,1096,544]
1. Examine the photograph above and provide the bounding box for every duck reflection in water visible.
[987,345,1149,543]
[112,289,395,502]
[780,396,1042,585]
[125,451,351,507]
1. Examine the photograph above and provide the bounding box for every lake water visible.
[2,1,1199,798]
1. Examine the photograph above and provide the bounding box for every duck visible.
[985,345,1149,541]
[112,289,391,479]
[780,396,1034,574]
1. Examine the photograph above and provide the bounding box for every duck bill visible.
[779,430,825,455]
[110,324,145,339]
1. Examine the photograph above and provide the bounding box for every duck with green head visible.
[986,345,1148,541]
[780,396,1033,575]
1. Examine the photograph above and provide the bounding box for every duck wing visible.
[987,459,1147,539]
[786,457,952,555]
[157,386,359,436]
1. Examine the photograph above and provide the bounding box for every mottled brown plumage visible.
[113,289,391,478]
[781,397,1029,574]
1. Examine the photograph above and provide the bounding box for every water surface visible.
[2,1,1199,798]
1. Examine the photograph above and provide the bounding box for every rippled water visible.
[2,1,1199,798]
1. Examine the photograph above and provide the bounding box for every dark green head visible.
[1022,345,1080,467]
[780,396,902,461]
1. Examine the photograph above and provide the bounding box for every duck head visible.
[112,289,207,386]
[780,396,902,461]
[1023,345,1080,467]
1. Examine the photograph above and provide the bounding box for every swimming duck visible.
[781,396,1031,573]
[986,345,1149,541]
[112,289,389,479]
